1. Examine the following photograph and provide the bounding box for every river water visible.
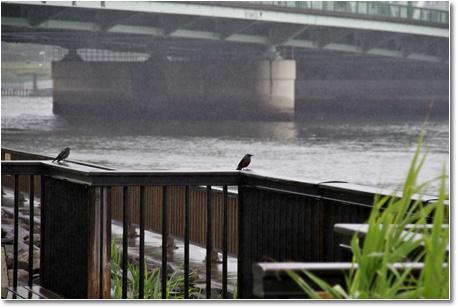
[1,96,449,194]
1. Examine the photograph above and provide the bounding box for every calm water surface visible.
[1,97,449,194]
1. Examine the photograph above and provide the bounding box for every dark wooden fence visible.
[252,262,429,298]
[110,186,239,255]
[1,148,438,299]
[2,149,46,198]
[1,148,239,255]
[2,153,239,299]
[236,175,380,298]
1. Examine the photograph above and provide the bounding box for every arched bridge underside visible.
[2,1,449,63]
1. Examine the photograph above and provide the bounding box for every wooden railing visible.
[252,262,428,298]
[2,148,239,254]
[1,148,439,299]
[2,159,238,299]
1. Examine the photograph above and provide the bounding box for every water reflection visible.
[1,97,449,193]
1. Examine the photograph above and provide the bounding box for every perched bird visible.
[236,154,253,170]
[52,147,70,163]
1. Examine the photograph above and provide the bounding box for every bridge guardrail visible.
[249,1,448,24]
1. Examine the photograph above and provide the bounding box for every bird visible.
[236,154,253,170]
[52,147,70,163]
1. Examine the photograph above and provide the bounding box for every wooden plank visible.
[2,287,25,299]
[334,223,449,252]
[253,262,348,299]
[313,198,322,262]
[335,223,420,241]
[304,197,312,261]
[252,262,427,299]
[273,191,281,260]
[11,286,42,299]
[24,285,64,299]
[295,196,304,260]
[20,286,46,299]
[1,288,18,299]
[1,247,8,289]
[236,184,246,298]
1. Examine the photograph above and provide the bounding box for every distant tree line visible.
[1,42,54,63]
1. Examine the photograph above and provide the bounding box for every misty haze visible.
[1,1,449,300]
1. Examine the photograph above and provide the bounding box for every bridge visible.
[1,1,449,119]
[2,1,449,61]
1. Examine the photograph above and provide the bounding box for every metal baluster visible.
[106,186,112,297]
[122,186,129,299]
[139,186,145,299]
[205,185,212,299]
[13,175,19,289]
[162,186,168,299]
[99,187,104,298]
[28,175,34,287]
[222,185,228,298]
[236,184,245,299]
[39,176,46,291]
[184,186,190,299]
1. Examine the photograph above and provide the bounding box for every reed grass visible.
[110,242,202,299]
[287,131,449,299]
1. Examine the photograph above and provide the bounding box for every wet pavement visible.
[111,223,238,295]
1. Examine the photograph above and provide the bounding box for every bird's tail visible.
[236,166,242,170]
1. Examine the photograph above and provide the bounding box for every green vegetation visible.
[110,241,202,299]
[287,131,449,299]
[2,62,51,83]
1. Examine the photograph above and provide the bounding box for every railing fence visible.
[1,148,439,299]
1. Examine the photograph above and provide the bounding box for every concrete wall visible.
[52,53,448,120]
[295,55,449,119]
[52,57,296,120]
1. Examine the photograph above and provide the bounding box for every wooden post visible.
[40,176,110,298]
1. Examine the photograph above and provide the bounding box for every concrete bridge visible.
[2,1,449,119]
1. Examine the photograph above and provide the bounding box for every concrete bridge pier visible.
[51,52,296,120]
[256,59,296,120]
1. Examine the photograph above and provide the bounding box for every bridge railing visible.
[1,150,440,299]
[1,88,33,97]
[250,1,449,24]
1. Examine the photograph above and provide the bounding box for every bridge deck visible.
[1,1,449,63]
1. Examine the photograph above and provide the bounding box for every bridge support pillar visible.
[256,59,296,119]
[51,57,296,120]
